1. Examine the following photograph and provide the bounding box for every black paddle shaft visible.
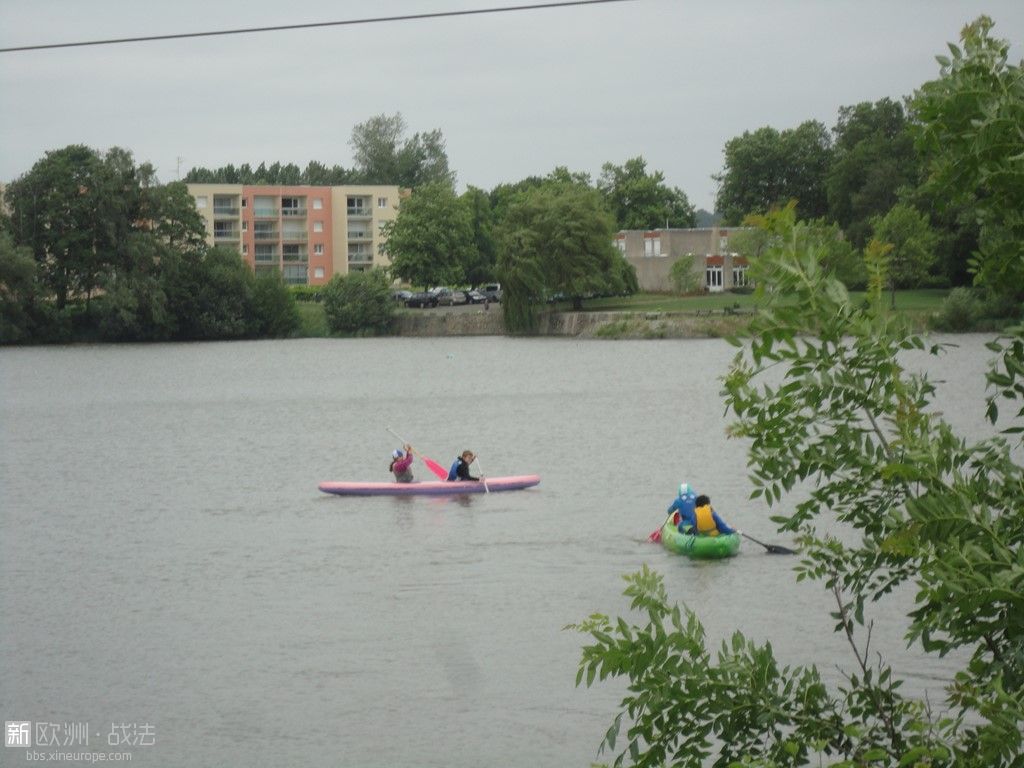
[741,532,796,555]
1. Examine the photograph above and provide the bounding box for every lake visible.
[0,334,1001,766]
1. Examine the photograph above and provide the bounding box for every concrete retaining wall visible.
[395,309,752,338]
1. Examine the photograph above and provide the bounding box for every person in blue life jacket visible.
[447,450,480,481]
[665,482,697,528]
[678,493,738,537]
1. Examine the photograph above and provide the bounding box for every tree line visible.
[1,146,299,344]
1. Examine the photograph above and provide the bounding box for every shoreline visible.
[393,308,757,339]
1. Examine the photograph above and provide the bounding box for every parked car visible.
[436,288,469,306]
[465,290,487,304]
[392,289,413,303]
[405,291,438,308]
[479,283,502,302]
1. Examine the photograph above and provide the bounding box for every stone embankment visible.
[394,309,754,339]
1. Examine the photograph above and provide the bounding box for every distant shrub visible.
[930,287,981,331]
[290,285,324,302]
[669,257,701,294]
[322,269,395,335]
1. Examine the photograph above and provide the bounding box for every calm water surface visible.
[0,335,1000,766]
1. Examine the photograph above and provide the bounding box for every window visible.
[614,238,625,254]
[377,197,388,208]
[644,237,661,257]
[281,197,306,216]
[347,196,370,215]
[313,198,323,210]
[314,244,324,255]
[283,265,307,285]
[314,267,325,279]
[194,196,207,209]
[255,245,277,262]
[253,196,277,217]
[242,244,248,254]
[313,221,323,233]
[241,198,247,207]
[242,221,247,231]
[706,266,723,291]
[732,266,749,287]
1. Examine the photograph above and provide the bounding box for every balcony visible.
[213,205,240,217]
[347,231,371,242]
[253,230,279,241]
[213,229,239,241]
[253,207,278,218]
[346,207,372,218]
[281,231,308,243]
[282,251,308,263]
[281,207,307,218]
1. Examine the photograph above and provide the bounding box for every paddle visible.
[386,427,449,481]
[648,512,676,543]
[474,455,490,494]
[740,531,797,555]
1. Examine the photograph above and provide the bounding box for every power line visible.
[0,0,636,54]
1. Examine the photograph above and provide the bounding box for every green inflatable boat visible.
[660,520,741,559]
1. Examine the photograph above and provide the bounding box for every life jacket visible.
[694,504,719,536]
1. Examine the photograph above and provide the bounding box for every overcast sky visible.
[1,0,1021,211]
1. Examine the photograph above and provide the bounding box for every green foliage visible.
[321,268,394,335]
[575,205,1024,766]
[349,112,455,189]
[185,160,357,185]
[912,16,1024,296]
[0,231,45,343]
[570,567,950,768]
[6,145,112,308]
[871,203,940,302]
[382,183,473,289]
[161,247,259,340]
[496,179,626,331]
[668,257,701,294]
[714,121,833,225]
[826,98,920,248]
[461,186,498,286]
[597,156,696,230]
[251,273,300,338]
[930,287,982,332]
[289,285,325,302]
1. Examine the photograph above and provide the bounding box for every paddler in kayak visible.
[665,482,698,527]
[447,450,481,482]
[390,444,415,483]
[677,494,738,537]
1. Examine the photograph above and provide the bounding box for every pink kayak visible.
[318,475,541,496]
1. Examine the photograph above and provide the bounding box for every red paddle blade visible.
[421,456,449,480]
[648,529,662,543]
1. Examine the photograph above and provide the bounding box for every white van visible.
[480,283,502,302]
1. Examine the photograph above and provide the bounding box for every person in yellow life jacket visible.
[677,494,738,536]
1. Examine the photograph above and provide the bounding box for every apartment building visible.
[187,184,404,286]
[614,226,752,293]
